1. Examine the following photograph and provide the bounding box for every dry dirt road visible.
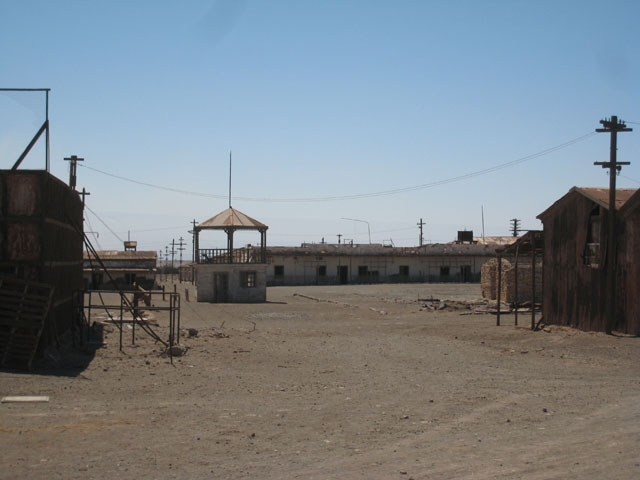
[1,283,639,479]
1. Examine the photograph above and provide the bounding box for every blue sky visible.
[1,0,639,254]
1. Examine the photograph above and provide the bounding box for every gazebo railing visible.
[197,248,266,264]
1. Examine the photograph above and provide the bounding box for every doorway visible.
[338,265,349,285]
[213,272,229,303]
[460,265,472,283]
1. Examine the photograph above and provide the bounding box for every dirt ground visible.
[1,283,639,479]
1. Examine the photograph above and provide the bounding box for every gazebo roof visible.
[197,207,268,231]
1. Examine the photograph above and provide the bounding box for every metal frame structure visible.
[1,88,51,171]
[83,289,180,355]
[495,231,544,329]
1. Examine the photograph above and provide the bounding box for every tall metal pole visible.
[45,90,50,172]
[417,218,425,246]
[595,115,632,335]
[342,218,371,244]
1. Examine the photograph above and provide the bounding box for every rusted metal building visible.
[537,187,639,334]
[0,170,84,354]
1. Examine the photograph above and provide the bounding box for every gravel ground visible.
[1,283,638,479]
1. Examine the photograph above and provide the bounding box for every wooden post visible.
[496,254,502,326]
[119,297,123,351]
[531,248,536,330]
[514,245,519,327]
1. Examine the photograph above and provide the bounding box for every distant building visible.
[265,239,511,286]
[83,247,157,290]
[537,187,640,334]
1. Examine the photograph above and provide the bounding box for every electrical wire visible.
[78,131,597,203]
[85,205,125,243]
[621,175,640,185]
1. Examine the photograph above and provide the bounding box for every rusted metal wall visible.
[540,191,638,334]
[0,170,83,346]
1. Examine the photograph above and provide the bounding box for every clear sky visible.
[1,0,639,254]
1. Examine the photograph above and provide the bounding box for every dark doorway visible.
[338,265,349,285]
[460,265,472,283]
[213,272,229,303]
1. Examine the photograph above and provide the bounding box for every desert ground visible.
[1,282,639,479]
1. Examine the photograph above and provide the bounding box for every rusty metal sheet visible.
[7,173,40,216]
[7,221,40,260]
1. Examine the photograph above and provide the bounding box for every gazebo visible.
[193,207,268,303]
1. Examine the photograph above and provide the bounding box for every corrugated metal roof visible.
[538,186,639,220]
[574,187,637,210]
[84,251,158,260]
[620,189,640,219]
[197,207,267,230]
[267,243,499,257]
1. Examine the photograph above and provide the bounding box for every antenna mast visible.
[228,150,232,208]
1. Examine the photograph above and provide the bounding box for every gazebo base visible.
[195,264,267,303]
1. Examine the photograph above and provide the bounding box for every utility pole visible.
[417,218,425,246]
[79,188,90,209]
[595,115,632,335]
[170,239,176,283]
[189,219,197,263]
[510,218,521,237]
[177,237,186,282]
[337,234,342,244]
[64,155,84,191]
[165,245,169,282]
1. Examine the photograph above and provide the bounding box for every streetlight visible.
[341,217,371,244]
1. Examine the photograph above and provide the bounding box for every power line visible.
[78,132,596,203]
[621,175,640,184]
[84,205,125,244]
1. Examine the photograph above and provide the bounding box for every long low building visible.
[83,249,157,290]
[266,239,511,286]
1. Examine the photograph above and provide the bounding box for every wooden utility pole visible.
[595,115,632,335]
[190,219,197,263]
[510,218,521,237]
[64,155,84,191]
[170,239,176,282]
[417,218,425,246]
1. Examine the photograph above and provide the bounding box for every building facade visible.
[83,249,157,290]
[537,187,640,334]
[265,242,508,286]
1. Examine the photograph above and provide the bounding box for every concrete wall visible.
[267,254,490,286]
[196,264,267,303]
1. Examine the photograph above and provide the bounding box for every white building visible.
[265,239,512,286]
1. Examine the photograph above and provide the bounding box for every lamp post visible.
[341,217,371,244]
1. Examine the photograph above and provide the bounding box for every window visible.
[274,265,284,277]
[358,266,369,277]
[440,266,450,277]
[318,265,327,276]
[399,265,409,276]
[584,206,601,268]
[241,271,256,288]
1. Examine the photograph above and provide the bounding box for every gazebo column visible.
[227,228,234,264]
[261,229,267,263]
[195,228,200,263]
